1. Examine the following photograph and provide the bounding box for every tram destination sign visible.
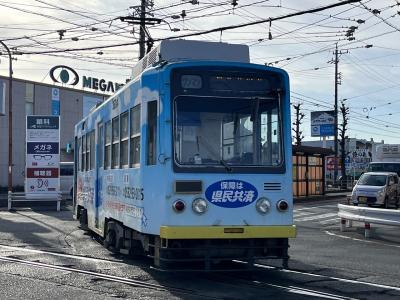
[26,116,60,194]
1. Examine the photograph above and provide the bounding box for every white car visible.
[351,172,399,208]
[60,162,74,200]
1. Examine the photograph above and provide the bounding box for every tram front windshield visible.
[174,96,282,167]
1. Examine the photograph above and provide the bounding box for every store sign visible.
[49,65,123,93]
[26,116,60,194]
[311,111,335,137]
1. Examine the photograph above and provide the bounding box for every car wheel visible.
[384,196,390,209]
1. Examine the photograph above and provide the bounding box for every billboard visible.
[311,111,335,137]
[26,116,60,194]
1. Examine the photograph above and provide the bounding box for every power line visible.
[13,0,362,55]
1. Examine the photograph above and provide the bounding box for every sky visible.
[1,0,400,144]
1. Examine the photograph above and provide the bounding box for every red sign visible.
[326,157,338,171]
[26,168,59,178]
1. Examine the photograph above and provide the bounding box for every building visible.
[0,74,110,189]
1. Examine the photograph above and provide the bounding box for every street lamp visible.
[0,40,13,192]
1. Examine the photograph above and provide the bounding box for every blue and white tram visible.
[73,40,296,270]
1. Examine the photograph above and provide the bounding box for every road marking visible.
[319,217,340,225]
[295,213,338,222]
[295,204,339,211]
[0,244,125,264]
[294,211,317,217]
[252,280,357,300]
[253,263,400,292]
[324,230,400,249]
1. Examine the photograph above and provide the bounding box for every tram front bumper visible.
[160,225,297,239]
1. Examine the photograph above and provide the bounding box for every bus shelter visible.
[292,145,334,198]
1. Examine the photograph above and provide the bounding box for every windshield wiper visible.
[220,159,232,172]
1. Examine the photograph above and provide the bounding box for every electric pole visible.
[339,100,349,189]
[292,103,305,146]
[139,0,146,59]
[120,1,160,61]
[332,43,347,183]
[0,40,13,192]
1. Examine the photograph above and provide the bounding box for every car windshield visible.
[174,96,282,167]
[357,174,387,186]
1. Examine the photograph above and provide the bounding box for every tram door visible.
[95,123,104,228]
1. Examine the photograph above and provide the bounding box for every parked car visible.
[351,172,399,208]
[60,162,74,200]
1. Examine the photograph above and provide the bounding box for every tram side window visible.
[86,133,90,171]
[147,101,157,165]
[130,105,141,167]
[112,116,120,169]
[98,124,103,168]
[90,131,95,170]
[82,134,87,171]
[105,121,111,169]
[78,137,82,172]
[120,111,129,168]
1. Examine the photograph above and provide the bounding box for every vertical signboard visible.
[26,116,60,193]
[311,111,335,137]
[51,88,60,116]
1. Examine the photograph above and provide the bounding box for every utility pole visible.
[120,1,160,61]
[339,100,349,189]
[332,43,347,183]
[0,40,13,192]
[334,43,339,184]
[292,103,305,146]
[139,0,146,59]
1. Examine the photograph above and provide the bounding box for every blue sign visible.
[52,100,60,116]
[319,124,335,136]
[205,180,258,208]
[27,142,59,154]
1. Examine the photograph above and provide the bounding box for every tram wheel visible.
[104,222,117,251]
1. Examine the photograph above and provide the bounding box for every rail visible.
[8,191,62,211]
[338,204,400,238]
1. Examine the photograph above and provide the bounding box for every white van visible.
[60,162,74,200]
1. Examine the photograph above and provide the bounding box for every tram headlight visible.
[277,199,289,212]
[192,198,208,214]
[256,197,271,214]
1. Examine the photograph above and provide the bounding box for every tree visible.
[292,103,305,145]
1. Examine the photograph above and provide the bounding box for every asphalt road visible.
[0,198,399,299]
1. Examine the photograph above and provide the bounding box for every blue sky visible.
[0,0,400,143]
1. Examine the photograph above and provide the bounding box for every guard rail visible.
[8,191,62,211]
[338,204,400,238]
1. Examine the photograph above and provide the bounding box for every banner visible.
[26,116,60,194]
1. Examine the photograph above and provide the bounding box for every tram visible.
[73,40,296,270]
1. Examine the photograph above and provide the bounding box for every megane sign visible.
[49,65,123,93]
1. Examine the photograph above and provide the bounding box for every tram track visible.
[0,255,225,300]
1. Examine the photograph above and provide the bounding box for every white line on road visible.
[295,213,338,222]
[0,244,125,264]
[319,218,340,225]
[295,204,339,211]
[324,230,400,249]
[254,263,400,292]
